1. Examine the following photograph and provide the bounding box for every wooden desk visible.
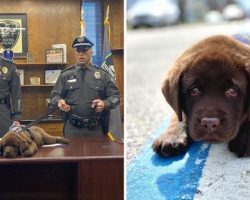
[0,136,124,200]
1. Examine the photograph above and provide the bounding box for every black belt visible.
[0,97,7,104]
[68,113,100,129]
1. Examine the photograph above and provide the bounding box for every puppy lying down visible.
[0,126,69,157]
[152,35,250,158]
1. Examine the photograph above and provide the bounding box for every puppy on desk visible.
[0,126,69,157]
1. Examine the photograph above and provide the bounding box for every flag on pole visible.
[101,5,123,139]
[101,6,116,82]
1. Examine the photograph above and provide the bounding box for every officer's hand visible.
[91,99,105,112]
[9,121,22,132]
[58,99,70,112]
[13,121,20,126]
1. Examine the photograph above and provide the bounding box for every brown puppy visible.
[0,126,69,157]
[152,35,250,157]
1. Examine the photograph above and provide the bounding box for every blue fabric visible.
[233,33,250,45]
[127,117,210,200]
[82,1,102,67]
[3,49,14,61]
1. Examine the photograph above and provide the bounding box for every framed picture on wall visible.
[0,13,28,58]
[45,48,64,63]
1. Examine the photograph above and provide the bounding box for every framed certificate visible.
[45,48,64,63]
[45,69,61,84]
[52,44,67,63]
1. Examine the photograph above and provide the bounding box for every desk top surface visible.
[0,136,124,164]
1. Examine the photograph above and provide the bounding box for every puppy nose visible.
[201,117,220,132]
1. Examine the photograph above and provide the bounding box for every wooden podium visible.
[0,136,124,200]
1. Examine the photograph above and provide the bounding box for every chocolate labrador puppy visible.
[0,126,69,157]
[152,35,250,157]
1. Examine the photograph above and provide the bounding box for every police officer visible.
[0,36,22,137]
[51,36,120,136]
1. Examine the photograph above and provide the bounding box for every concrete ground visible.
[126,20,250,163]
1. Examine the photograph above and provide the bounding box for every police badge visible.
[2,66,8,74]
[77,37,84,42]
[94,71,101,79]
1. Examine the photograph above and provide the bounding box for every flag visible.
[101,5,123,139]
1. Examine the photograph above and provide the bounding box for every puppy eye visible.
[189,87,200,96]
[225,87,238,97]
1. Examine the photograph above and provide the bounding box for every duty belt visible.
[69,113,100,129]
[0,97,7,104]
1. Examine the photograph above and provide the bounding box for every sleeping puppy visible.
[0,126,69,157]
[152,35,250,157]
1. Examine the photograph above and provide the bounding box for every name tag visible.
[67,79,76,83]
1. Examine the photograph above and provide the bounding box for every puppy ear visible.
[162,71,184,121]
[228,38,250,121]
[243,69,250,121]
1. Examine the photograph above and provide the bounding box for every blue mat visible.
[127,117,211,200]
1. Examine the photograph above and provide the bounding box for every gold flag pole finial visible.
[106,5,110,20]
[105,5,111,41]
[80,6,85,36]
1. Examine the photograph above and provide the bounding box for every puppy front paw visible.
[228,122,250,157]
[56,137,69,144]
[19,141,29,156]
[152,130,190,157]
[23,146,37,157]
[228,136,250,157]
[23,149,33,157]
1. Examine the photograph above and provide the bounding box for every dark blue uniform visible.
[0,58,22,136]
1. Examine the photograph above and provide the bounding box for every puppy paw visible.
[19,141,29,156]
[23,149,33,157]
[228,137,250,157]
[152,130,190,157]
[228,122,250,157]
[56,137,69,144]
[23,147,37,157]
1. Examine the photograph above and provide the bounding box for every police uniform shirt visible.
[51,63,120,118]
[0,58,22,120]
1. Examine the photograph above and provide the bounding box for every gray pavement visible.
[126,20,250,163]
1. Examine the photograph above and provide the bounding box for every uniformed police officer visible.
[0,36,22,137]
[51,36,120,136]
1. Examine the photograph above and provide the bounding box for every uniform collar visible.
[76,63,94,72]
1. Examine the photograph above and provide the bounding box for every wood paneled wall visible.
[112,50,124,119]
[0,0,81,64]
[0,0,124,120]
